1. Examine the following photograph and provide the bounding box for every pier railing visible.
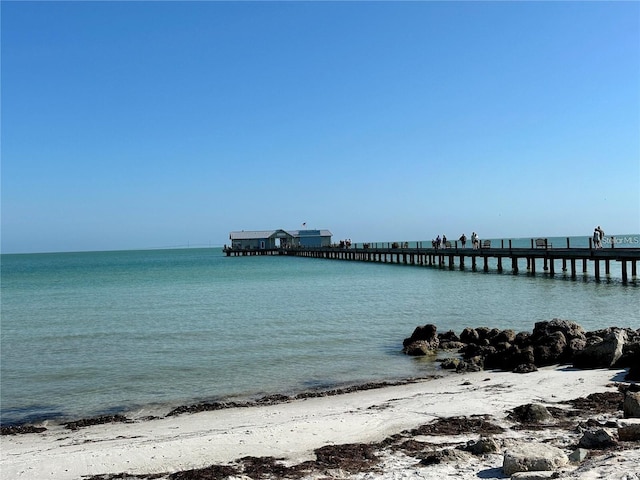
[223,237,640,284]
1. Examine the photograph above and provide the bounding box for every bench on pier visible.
[481,240,491,249]
[535,238,552,248]
[444,241,452,249]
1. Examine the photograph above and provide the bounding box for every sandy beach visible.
[2,365,639,480]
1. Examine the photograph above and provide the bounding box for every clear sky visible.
[2,1,639,254]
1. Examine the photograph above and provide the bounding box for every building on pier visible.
[229,229,332,250]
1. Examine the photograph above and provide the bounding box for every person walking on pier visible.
[471,232,479,250]
[442,235,447,248]
[459,233,467,248]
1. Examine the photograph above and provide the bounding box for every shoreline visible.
[2,365,638,480]
[3,320,637,431]
[0,374,445,431]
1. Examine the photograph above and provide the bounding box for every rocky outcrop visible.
[474,319,588,370]
[503,442,568,475]
[404,320,639,376]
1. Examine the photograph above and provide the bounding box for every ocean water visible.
[1,236,639,426]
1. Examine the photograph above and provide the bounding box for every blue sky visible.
[2,1,639,253]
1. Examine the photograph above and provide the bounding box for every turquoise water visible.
[1,237,639,425]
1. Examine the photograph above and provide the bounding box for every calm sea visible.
[1,235,639,426]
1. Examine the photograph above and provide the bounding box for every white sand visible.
[2,366,638,480]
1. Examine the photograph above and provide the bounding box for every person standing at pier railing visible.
[459,234,467,248]
[593,226,605,249]
[597,226,604,248]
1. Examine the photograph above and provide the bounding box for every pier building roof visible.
[230,229,332,240]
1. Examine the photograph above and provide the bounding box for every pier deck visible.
[223,238,640,284]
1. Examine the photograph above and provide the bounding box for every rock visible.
[483,348,510,370]
[463,437,499,455]
[486,345,536,371]
[462,343,495,359]
[623,392,640,418]
[419,448,470,465]
[514,331,532,347]
[493,341,512,352]
[568,448,589,463]
[456,356,484,373]
[532,319,586,343]
[577,428,616,449]
[439,341,465,350]
[403,324,440,356]
[403,324,438,345]
[494,329,517,344]
[618,422,640,441]
[438,330,460,342]
[513,363,538,374]
[509,403,553,424]
[567,337,587,357]
[623,346,640,380]
[573,328,627,369]
[533,331,567,366]
[403,341,438,356]
[626,365,640,381]
[503,442,569,475]
[514,346,536,365]
[439,358,461,370]
[529,319,588,365]
[476,327,492,341]
[460,327,481,344]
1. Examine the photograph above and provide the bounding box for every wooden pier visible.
[223,238,640,284]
